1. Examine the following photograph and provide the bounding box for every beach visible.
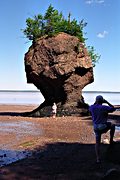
[0,105,120,179]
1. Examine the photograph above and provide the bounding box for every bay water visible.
[0,90,120,106]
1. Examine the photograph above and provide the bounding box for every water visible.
[83,91,120,106]
[0,150,32,167]
[0,90,120,106]
[0,91,44,105]
[0,120,42,136]
[115,125,120,131]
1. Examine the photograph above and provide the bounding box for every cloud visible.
[85,0,105,4]
[85,0,94,4]
[97,30,108,38]
[96,0,105,3]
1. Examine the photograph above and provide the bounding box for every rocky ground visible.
[0,105,120,180]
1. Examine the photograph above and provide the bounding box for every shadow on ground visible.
[0,111,120,120]
[0,142,120,180]
[0,112,24,116]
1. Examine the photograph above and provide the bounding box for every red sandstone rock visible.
[24,32,94,116]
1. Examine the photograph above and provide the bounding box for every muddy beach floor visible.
[0,105,120,180]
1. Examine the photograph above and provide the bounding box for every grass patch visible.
[19,141,35,148]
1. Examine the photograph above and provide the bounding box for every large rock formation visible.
[24,32,94,117]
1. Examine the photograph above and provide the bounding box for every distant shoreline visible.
[0,90,120,93]
[0,91,120,106]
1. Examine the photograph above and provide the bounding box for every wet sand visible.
[0,105,120,179]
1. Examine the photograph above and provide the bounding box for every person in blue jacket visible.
[89,95,119,163]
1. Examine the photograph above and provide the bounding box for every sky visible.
[0,0,120,92]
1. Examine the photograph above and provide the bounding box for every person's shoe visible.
[96,158,101,164]
[109,140,118,147]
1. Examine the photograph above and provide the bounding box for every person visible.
[89,95,119,163]
[51,102,57,118]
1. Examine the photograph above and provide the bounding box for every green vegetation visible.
[22,4,100,66]
[87,46,100,67]
[19,141,35,148]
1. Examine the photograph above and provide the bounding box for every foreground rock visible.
[24,32,94,117]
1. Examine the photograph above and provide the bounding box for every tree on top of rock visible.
[22,4,100,67]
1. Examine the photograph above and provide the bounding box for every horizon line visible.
[0,90,120,93]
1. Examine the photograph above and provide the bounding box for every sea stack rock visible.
[24,32,94,117]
